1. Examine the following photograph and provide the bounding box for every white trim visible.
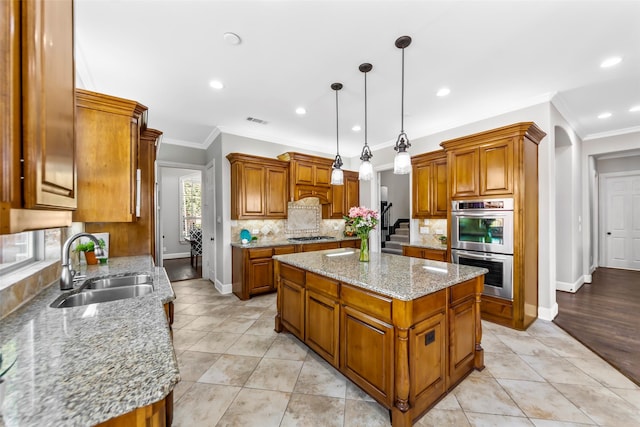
[584,273,593,283]
[556,276,585,293]
[538,302,558,321]
[203,128,221,149]
[161,137,209,150]
[215,278,232,294]
[583,125,640,141]
[163,252,190,260]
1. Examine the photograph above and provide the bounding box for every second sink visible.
[83,273,153,289]
[51,284,154,308]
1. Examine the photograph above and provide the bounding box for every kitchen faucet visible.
[60,232,105,290]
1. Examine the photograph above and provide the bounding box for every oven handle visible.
[452,250,512,260]
[451,211,512,217]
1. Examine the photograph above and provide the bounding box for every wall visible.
[157,143,208,165]
[597,155,640,173]
[379,170,410,226]
[159,167,200,258]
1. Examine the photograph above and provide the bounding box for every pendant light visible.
[330,82,344,185]
[393,35,412,175]
[358,63,374,181]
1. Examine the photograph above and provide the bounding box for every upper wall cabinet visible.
[411,150,447,219]
[73,89,148,223]
[1,0,76,234]
[227,153,289,220]
[441,127,534,199]
[325,170,360,219]
[277,152,334,204]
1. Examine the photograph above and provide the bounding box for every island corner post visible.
[273,252,486,427]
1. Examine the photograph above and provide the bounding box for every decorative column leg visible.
[474,276,485,370]
[392,300,412,427]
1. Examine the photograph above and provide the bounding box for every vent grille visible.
[246,117,268,125]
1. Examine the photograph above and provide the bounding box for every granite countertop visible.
[230,235,360,248]
[273,249,487,301]
[0,256,179,427]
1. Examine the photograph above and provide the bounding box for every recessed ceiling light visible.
[295,107,306,115]
[352,125,361,132]
[598,112,612,119]
[223,32,241,45]
[600,56,622,68]
[629,105,640,113]
[209,80,224,90]
[436,87,450,97]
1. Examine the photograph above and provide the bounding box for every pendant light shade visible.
[330,82,344,185]
[358,63,374,181]
[393,35,412,175]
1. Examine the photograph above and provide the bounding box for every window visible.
[180,173,202,241]
[0,232,35,274]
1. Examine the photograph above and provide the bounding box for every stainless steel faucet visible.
[60,232,105,290]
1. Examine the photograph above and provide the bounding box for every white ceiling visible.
[75,0,640,157]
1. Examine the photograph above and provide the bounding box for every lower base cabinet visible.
[95,398,166,427]
[402,245,448,262]
[275,261,484,426]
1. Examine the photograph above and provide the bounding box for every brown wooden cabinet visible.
[1,0,75,234]
[305,273,340,367]
[95,397,166,427]
[278,263,306,340]
[232,244,296,300]
[278,152,334,205]
[325,170,360,219]
[411,150,448,219]
[74,89,148,223]
[227,153,289,220]
[448,281,478,387]
[443,135,514,199]
[441,122,546,330]
[300,241,341,252]
[403,245,448,262]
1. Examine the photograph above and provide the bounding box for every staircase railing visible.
[380,202,393,246]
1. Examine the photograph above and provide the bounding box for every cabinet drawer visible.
[423,248,447,262]
[249,248,273,259]
[450,279,477,306]
[307,272,339,299]
[274,245,296,255]
[412,289,446,323]
[280,263,305,286]
[341,284,392,323]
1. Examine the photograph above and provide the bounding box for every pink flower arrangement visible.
[345,206,379,239]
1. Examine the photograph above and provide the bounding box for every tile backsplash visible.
[411,218,449,246]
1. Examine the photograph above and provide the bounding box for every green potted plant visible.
[74,238,106,265]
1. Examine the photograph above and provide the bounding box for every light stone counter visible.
[230,235,360,248]
[273,249,487,301]
[0,256,179,427]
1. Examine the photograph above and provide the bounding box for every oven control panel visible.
[452,198,513,211]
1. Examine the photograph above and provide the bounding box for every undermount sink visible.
[83,273,153,289]
[50,284,155,308]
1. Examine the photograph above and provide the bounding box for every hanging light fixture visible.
[330,82,344,185]
[393,35,412,175]
[358,63,374,181]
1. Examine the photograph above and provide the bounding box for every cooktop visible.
[288,236,335,242]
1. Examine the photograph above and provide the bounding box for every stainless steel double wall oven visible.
[450,198,514,300]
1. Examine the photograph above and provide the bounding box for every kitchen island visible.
[0,256,178,427]
[273,248,487,427]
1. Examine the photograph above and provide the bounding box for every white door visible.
[603,174,640,270]
[204,163,216,282]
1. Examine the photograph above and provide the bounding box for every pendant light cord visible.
[335,88,339,155]
[400,46,405,134]
[364,71,368,147]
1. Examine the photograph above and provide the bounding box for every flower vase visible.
[359,237,369,262]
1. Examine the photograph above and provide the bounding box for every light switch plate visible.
[420,226,430,234]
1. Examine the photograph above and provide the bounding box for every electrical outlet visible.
[252,229,259,235]
[435,229,444,235]
[420,226,430,234]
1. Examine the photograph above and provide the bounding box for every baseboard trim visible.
[538,302,558,321]
[215,278,232,294]
[163,252,190,260]
[584,273,593,283]
[556,276,585,293]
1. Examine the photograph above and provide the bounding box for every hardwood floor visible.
[163,257,202,282]
[554,267,640,386]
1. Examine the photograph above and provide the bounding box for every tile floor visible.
[170,279,640,426]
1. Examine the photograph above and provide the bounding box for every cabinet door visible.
[423,248,447,262]
[248,257,274,294]
[402,246,423,258]
[412,162,433,218]
[345,172,360,212]
[280,278,305,340]
[241,163,266,217]
[21,0,76,209]
[305,290,340,367]
[449,148,479,198]
[479,139,513,196]
[314,164,332,187]
[341,305,394,406]
[302,241,341,252]
[433,159,448,217]
[295,161,314,185]
[449,298,476,386]
[410,311,446,407]
[265,165,288,217]
[329,183,346,219]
